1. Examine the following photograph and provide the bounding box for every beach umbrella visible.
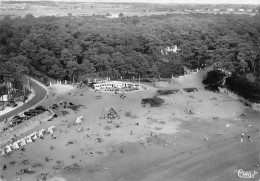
[26,136,33,143]
[5,145,12,153]
[0,149,6,157]
[12,141,19,150]
[19,138,26,146]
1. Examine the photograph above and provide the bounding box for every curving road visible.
[0,76,47,121]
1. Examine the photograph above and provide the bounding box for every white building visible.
[161,45,179,55]
[93,81,140,91]
[106,14,119,19]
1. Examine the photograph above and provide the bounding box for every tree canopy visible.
[0,13,260,93]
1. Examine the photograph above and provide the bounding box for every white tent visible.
[19,138,27,146]
[38,129,45,136]
[32,134,38,140]
[40,129,45,133]
[5,145,12,153]
[12,141,19,150]
[37,131,44,138]
[0,149,6,157]
[47,126,55,134]
[26,136,33,143]
[48,129,54,134]
[76,116,83,124]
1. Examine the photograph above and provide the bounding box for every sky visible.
[68,0,260,4]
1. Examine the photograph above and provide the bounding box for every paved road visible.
[0,76,47,121]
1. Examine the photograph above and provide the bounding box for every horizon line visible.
[1,0,260,5]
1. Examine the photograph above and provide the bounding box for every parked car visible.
[24,109,43,116]
[10,115,24,127]
[35,106,47,111]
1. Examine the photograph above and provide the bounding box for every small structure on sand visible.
[100,108,120,119]
[76,116,83,124]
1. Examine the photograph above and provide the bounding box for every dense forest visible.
[0,13,260,101]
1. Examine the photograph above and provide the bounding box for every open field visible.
[0,1,257,18]
[1,71,260,181]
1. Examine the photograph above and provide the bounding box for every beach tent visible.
[19,138,26,146]
[38,129,45,135]
[31,132,38,140]
[76,116,83,124]
[100,108,120,119]
[0,149,5,157]
[32,133,38,140]
[47,126,55,134]
[26,136,33,143]
[37,130,44,138]
[12,141,19,150]
[5,145,12,153]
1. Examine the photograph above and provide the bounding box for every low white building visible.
[161,45,179,55]
[93,81,140,91]
[106,14,119,19]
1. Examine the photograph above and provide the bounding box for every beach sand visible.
[1,73,260,181]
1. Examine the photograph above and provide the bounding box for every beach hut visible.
[47,126,55,134]
[32,133,38,140]
[5,145,12,153]
[76,116,83,124]
[12,141,19,150]
[19,138,27,146]
[37,130,44,138]
[26,136,33,143]
[38,129,45,135]
[1,149,6,157]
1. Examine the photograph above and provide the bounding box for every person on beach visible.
[248,135,252,143]
[241,133,245,142]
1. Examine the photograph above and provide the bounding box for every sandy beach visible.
[1,72,260,181]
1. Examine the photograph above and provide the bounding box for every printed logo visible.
[235,169,258,179]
